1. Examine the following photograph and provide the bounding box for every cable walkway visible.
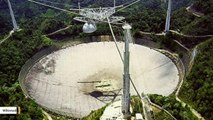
[0,31,13,45]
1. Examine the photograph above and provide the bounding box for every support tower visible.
[165,0,172,32]
[122,23,132,119]
[7,0,19,31]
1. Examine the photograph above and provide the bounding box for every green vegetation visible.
[45,110,75,120]
[0,83,43,120]
[192,0,213,14]
[153,109,172,120]
[149,94,198,120]
[0,0,212,119]
[182,13,213,35]
[131,96,143,116]
[176,1,213,120]
[126,9,166,33]
[0,14,11,34]
[172,7,213,36]
[82,96,143,120]
[179,38,213,120]
[0,29,52,119]
[82,106,106,120]
[171,7,196,31]
[122,95,198,119]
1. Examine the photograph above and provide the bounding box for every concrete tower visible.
[7,0,19,31]
[122,23,132,119]
[165,0,172,32]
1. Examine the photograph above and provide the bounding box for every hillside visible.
[177,1,213,120]
[179,38,213,120]
[0,30,52,119]
[192,0,213,14]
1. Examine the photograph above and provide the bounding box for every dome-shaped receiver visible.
[83,22,97,33]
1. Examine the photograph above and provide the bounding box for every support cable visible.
[35,0,78,8]
[107,17,124,63]
[108,19,142,113]
[28,0,79,14]
[117,0,140,12]
[108,17,174,118]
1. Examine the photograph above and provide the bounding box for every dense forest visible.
[176,1,213,120]
[0,30,52,119]
[149,95,197,120]
[0,0,212,119]
[192,0,213,14]
[179,38,213,120]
